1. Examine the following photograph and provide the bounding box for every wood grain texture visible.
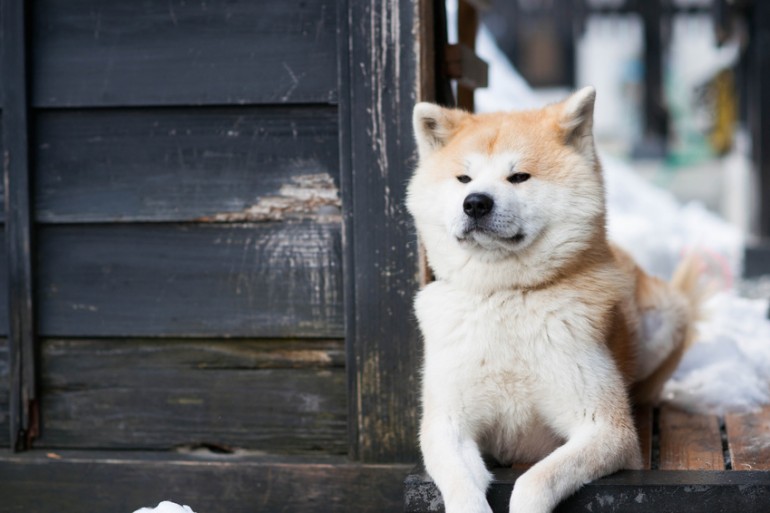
[0,339,8,446]
[0,228,9,335]
[726,406,770,470]
[2,0,37,450]
[0,451,411,513]
[343,0,423,463]
[658,405,724,470]
[0,117,5,218]
[36,223,343,338]
[32,0,338,107]
[406,467,770,513]
[37,339,346,452]
[35,107,340,223]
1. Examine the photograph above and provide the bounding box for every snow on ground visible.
[133,501,196,513]
[466,7,770,415]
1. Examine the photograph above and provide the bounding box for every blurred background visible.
[450,0,764,261]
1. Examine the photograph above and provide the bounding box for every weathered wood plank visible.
[0,116,5,218]
[726,406,770,470]
[405,467,770,513]
[0,339,9,447]
[635,404,653,470]
[658,405,724,470]
[343,0,423,463]
[37,339,347,452]
[35,107,340,223]
[2,0,37,450]
[0,451,411,513]
[32,0,338,107]
[37,223,343,338]
[0,228,9,335]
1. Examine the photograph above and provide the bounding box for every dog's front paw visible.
[509,471,555,513]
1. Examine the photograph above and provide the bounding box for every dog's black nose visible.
[463,193,494,219]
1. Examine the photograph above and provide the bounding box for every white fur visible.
[416,281,641,513]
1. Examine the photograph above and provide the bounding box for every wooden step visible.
[404,405,770,512]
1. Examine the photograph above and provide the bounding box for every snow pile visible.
[133,501,196,513]
[663,293,770,413]
[463,4,770,415]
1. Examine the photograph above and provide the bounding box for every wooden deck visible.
[405,405,770,512]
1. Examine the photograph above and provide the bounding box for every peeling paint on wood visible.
[199,173,341,223]
[35,107,339,223]
[344,0,422,463]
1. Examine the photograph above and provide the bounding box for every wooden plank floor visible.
[405,405,770,512]
[726,406,770,471]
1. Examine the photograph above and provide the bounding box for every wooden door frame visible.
[339,0,439,463]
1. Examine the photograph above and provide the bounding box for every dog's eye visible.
[507,172,531,184]
[457,175,472,184]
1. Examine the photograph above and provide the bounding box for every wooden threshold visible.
[0,450,411,513]
[405,467,770,513]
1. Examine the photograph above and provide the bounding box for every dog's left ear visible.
[558,86,596,157]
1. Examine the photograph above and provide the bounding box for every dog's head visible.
[407,87,607,291]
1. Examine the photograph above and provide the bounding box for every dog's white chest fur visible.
[416,280,608,464]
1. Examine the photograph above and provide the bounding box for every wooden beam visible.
[456,0,480,111]
[747,0,770,236]
[341,0,422,463]
[405,467,770,513]
[2,0,37,451]
[0,451,412,513]
[444,44,489,90]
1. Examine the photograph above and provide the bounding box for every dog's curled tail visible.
[671,251,711,351]
[631,252,711,404]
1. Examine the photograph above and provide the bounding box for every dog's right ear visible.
[413,103,468,159]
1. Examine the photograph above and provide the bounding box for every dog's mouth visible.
[457,227,526,247]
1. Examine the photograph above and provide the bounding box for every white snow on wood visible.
[133,501,196,513]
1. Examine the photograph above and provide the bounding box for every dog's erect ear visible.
[413,103,468,159]
[558,86,596,157]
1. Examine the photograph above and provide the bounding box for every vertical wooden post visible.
[341,0,425,463]
[457,0,479,111]
[2,0,37,451]
[636,0,669,157]
[748,0,770,236]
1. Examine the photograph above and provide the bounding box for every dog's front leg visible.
[420,415,493,513]
[508,355,642,513]
[509,420,640,513]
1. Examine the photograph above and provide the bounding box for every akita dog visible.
[407,87,702,513]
